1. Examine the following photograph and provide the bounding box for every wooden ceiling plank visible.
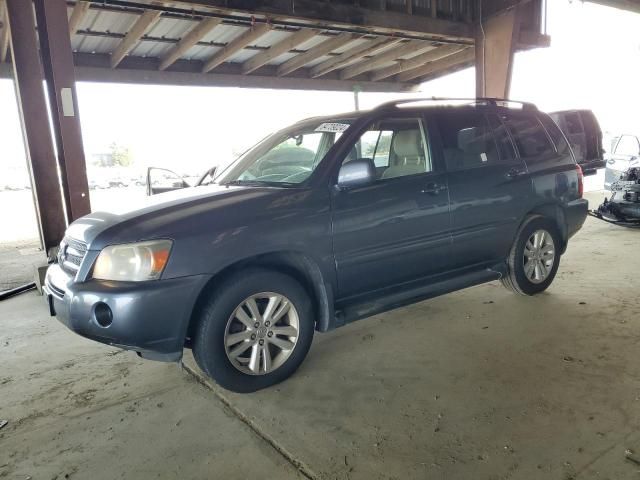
[68,1,90,36]
[310,36,401,78]
[340,39,431,80]
[0,0,9,63]
[276,32,357,77]
[159,17,222,70]
[397,46,474,82]
[241,28,318,74]
[202,23,271,73]
[370,43,464,81]
[111,8,162,68]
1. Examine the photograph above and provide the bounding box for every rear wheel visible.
[501,216,561,295]
[193,269,314,393]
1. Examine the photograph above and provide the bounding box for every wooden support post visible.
[475,7,520,99]
[6,0,67,254]
[34,0,91,221]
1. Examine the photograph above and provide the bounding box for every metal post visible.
[6,0,67,256]
[34,0,91,221]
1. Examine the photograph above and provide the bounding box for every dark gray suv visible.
[44,98,590,392]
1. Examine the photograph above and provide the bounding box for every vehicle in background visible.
[603,134,640,189]
[549,109,605,177]
[88,178,110,190]
[45,98,592,393]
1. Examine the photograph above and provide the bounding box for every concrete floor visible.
[2,192,640,480]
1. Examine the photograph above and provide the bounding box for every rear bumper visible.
[44,263,209,362]
[566,198,589,241]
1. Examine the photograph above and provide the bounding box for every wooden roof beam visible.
[159,17,222,70]
[397,46,474,82]
[370,43,464,81]
[310,37,401,78]
[340,39,432,80]
[111,8,162,68]
[202,23,271,73]
[242,28,318,74]
[277,32,357,77]
[68,1,90,36]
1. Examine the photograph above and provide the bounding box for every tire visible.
[193,268,315,393]
[501,215,562,296]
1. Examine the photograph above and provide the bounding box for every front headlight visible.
[92,239,173,281]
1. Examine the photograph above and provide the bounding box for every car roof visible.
[295,98,540,129]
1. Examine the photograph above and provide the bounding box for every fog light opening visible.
[94,302,113,327]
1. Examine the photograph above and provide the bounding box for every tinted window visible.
[615,135,640,156]
[503,114,555,159]
[564,112,583,135]
[539,114,571,156]
[345,118,432,180]
[439,112,500,170]
[487,114,517,162]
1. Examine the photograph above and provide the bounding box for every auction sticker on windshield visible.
[315,123,350,133]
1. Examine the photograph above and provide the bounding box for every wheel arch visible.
[185,251,335,346]
[524,203,568,252]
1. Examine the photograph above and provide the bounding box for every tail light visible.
[576,164,584,197]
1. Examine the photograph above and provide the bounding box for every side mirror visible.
[146,167,189,196]
[337,158,375,190]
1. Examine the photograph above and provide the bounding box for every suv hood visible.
[65,184,278,250]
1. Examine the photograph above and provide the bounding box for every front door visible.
[331,115,452,300]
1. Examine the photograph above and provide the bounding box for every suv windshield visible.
[214,119,352,186]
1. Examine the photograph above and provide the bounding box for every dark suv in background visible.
[45,98,596,392]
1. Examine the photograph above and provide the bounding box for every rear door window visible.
[438,112,504,171]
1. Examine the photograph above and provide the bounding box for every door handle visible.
[505,168,526,180]
[421,182,447,195]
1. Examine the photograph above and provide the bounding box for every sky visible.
[1,0,640,180]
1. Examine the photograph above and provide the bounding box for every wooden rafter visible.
[277,32,356,77]
[241,28,318,74]
[68,1,90,36]
[202,23,271,73]
[370,43,464,81]
[0,0,9,63]
[111,8,162,68]
[309,37,401,78]
[340,40,432,80]
[397,46,474,82]
[159,17,222,70]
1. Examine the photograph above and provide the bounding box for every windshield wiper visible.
[222,179,298,188]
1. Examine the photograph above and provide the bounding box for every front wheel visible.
[193,269,314,393]
[501,216,562,295]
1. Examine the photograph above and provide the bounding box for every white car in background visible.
[605,134,640,189]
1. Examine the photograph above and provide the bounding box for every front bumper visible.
[44,263,208,362]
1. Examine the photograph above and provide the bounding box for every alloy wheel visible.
[223,292,300,375]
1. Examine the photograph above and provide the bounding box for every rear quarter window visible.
[501,113,565,169]
[538,114,571,157]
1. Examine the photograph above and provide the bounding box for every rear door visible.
[438,110,532,269]
[331,114,452,299]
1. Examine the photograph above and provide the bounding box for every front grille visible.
[58,236,88,274]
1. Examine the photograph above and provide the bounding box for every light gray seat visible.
[381,129,426,179]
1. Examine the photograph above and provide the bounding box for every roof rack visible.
[374,97,538,111]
